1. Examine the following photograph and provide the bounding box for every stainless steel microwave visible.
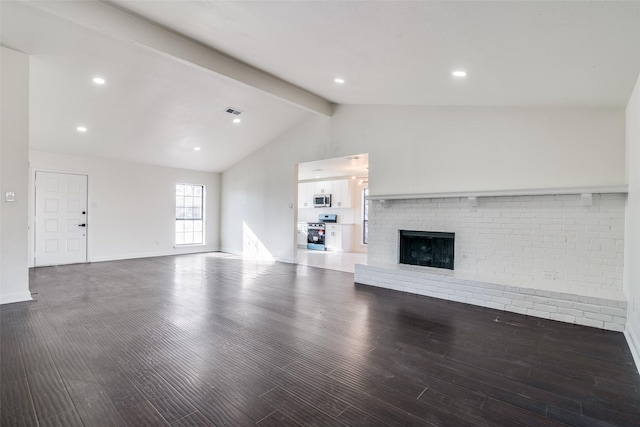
[313,194,331,208]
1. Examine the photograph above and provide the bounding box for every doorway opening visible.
[295,153,368,273]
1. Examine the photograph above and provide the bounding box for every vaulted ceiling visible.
[2,1,640,172]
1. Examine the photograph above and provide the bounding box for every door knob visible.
[79,224,86,227]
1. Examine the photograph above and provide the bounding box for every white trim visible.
[220,247,242,256]
[0,291,33,305]
[299,175,359,184]
[175,183,206,246]
[625,324,640,374]
[219,248,292,264]
[89,247,218,263]
[367,185,629,201]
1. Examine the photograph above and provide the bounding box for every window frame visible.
[175,183,205,246]
[362,187,369,245]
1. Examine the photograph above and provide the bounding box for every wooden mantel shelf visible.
[367,185,628,201]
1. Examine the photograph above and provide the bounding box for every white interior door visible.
[35,171,88,266]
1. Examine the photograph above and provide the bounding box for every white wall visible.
[625,74,640,367]
[29,151,220,264]
[0,47,31,305]
[221,105,625,263]
[333,105,626,196]
[221,116,332,262]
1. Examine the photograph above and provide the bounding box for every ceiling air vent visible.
[224,107,242,116]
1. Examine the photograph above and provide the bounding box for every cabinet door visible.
[333,180,351,208]
[298,182,313,208]
[312,181,326,195]
[340,225,353,252]
[297,223,308,246]
[325,225,342,251]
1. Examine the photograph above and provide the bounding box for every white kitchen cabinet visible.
[298,179,353,209]
[331,179,352,208]
[297,222,308,247]
[314,180,331,195]
[299,180,332,207]
[325,224,353,252]
[298,182,314,208]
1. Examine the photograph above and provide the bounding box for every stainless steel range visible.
[307,214,337,251]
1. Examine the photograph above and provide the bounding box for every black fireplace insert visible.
[399,230,455,270]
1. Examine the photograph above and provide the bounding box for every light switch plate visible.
[5,192,15,202]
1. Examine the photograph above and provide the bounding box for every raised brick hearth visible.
[355,193,628,331]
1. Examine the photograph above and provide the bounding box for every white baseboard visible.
[0,291,33,305]
[90,246,218,263]
[219,247,293,264]
[625,324,640,374]
[220,247,242,256]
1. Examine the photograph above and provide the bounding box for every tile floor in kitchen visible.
[296,248,367,273]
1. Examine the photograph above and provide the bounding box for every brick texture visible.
[361,193,627,331]
[354,263,627,331]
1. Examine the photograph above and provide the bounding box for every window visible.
[362,188,369,244]
[175,184,204,245]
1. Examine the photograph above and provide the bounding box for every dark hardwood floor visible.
[1,253,639,426]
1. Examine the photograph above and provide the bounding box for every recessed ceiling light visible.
[194,147,201,151]
[352,176,356,180]
[76,126,87,132]
[452,70,467,78]
[334,78,345,84]
[233,118,241,123]
[315,175,320,179]
[92,77,106,85]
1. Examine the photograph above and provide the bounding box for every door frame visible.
[29,168,92,268]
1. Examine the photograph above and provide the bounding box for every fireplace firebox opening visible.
[399,230,455,270]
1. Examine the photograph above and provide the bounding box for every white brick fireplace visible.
[355,191,628,331]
